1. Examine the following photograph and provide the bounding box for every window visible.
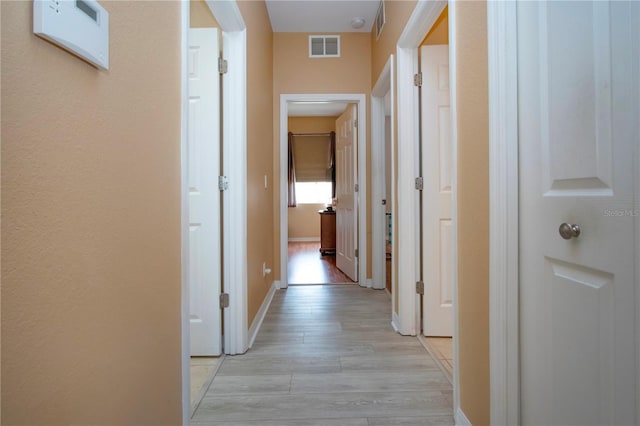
[294,181,332,204]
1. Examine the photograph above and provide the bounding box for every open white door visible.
[188,28,222,356]
[421,45,453,336]
[518,2,637,424]
[336,104,358,281]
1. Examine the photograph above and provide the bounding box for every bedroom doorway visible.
[279,94,367,289]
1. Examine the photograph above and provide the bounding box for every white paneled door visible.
[421,45,453,337]
[336,104,358,282]
[518,2,637,424]
[188,28,222,356]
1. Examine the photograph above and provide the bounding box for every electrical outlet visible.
[262,262,271,277]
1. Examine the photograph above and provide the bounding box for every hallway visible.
[191,285,453,425]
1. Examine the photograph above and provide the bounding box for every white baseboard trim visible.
[455,406,472,426]
[273,280,283,290]
[360,278,373,288]
[248,281,277,348]
[392,312,401,333]
[288,237,320,242]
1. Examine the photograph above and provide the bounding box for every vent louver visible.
[375,0,385,40]
[309,35,340,58]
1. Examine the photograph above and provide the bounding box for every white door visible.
[188,28,222,356]
[421,45,452,336]
[518,2,638,424]
[336,104,358,281]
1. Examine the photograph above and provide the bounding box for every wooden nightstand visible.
[318,210,336,255]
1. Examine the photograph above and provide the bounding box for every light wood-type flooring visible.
[288,242,354,284]
[192,285,454,425]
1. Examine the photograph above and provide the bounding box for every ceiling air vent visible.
[309,35,340,58]
[375,0,386,40]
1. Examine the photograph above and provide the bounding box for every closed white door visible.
[188,28,222,356]
[336,104,358,281]
[518,2,637,424]
[421,45,452,337]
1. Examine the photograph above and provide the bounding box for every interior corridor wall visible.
[236,0,275,326]
[273,32,371,282]
[1,2,182,424]
[455,1,490,425]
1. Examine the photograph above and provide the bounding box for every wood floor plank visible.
[290,371,451,394]
[191,418,369,426]
[207,374,292,396]
[192,285,453,424]
[288,242,354,284]
[193,391,452,422]
[366,416,455,426]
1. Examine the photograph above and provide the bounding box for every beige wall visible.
[273,33,371,281]
[371,0,417,83]
[238,0,275,326]
[1,1,182,424]
[455,2,490,425]
[289,204,324,239]
[287,116,336,239]
[422,7,448,46]
[190,0,218,28]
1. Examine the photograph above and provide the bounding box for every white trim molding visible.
[222,28,248,356]
[395,38,419,337]
[288,237,320,243]
[179,2,190,423]
[205,0,245,31]
[447,1,460,418]
[455,407,472,426]
[279,94,368,289]
[202,0,248,357]
[371,55,394,292]
[248,282,277,348]
[488,1,520,425]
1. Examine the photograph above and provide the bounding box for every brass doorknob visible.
[559,223,581,240]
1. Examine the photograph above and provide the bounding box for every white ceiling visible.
[288,101,349,117]
[265,0,380,33]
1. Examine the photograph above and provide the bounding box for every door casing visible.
[180,0,248,423]
[279,93,367,289]
[372,56,395,297]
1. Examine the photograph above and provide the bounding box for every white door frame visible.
[395,0,461,419]
[372,56,394,294]
[487,1,519,424]
[488,2,640,425]
[279,93,367,289]
[181,0,248,422]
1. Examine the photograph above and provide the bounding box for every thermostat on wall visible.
[34,0,109,70]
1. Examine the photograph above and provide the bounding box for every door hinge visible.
[355,248,359,258]
[355,183,359,192]
[414,72,423,87]
[219,176,229,191]
[354,119,358,128]
[382,199,387,205]
[218,57,228,74]
[219,293,230,309]
[416,281,424,295]
[415,176,424,191]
